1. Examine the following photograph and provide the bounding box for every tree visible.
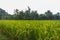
[45,10,54,20]
[24,6,31,20]
[14,9,19,15]
[28,6,31,14]
[0,8,8,19]
[30,11,39,20]
[39,14,48,20]
[13,9,19,19]
[54,12,60,20]
[17,11,25,19]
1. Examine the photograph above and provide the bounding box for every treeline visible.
[0,7,60,20]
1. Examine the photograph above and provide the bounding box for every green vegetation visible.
[0,20,60,40]
[0,7,60,20]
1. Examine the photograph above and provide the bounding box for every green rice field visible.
[0,20,60,40]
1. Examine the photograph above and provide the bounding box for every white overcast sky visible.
[0,0,60,14]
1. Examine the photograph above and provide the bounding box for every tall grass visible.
[0,20,60,40]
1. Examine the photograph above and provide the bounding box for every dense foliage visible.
[0,7,60,20]
[0,20,60,40]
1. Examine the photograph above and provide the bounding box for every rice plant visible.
[0,20,60,40]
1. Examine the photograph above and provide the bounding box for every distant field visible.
[0,20,60,40]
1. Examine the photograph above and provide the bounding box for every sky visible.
[0,0,60,14]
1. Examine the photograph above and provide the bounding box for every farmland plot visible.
[0,20,60,40]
